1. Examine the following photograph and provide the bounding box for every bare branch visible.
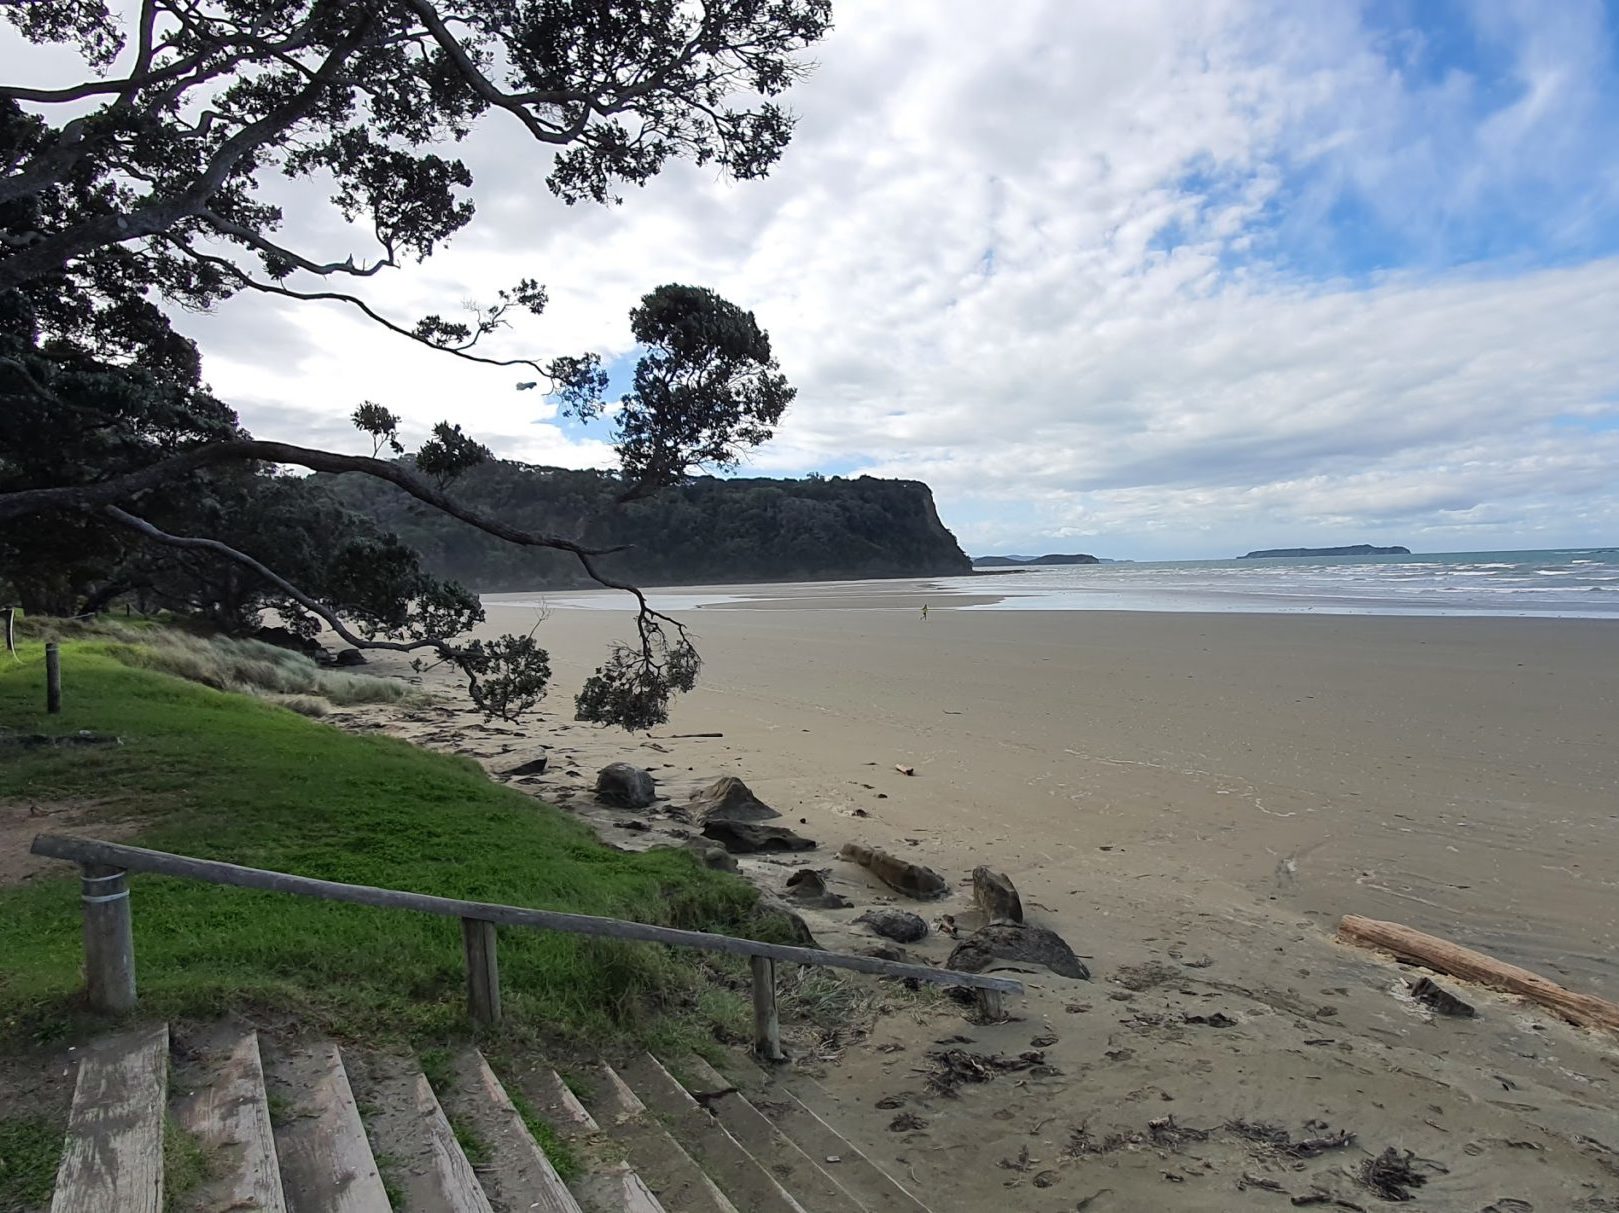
[0,16,373,292]
[102,504,434,657]
[159,239,544,371]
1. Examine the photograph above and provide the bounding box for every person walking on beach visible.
[921,603,930,621]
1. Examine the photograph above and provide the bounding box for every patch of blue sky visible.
[1548,412,1619,434]
[1189,1,1619,283]
[546,351,638,439]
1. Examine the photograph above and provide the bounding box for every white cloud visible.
[15,1,1619,557]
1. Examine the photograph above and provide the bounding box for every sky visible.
[13,1,1619,560]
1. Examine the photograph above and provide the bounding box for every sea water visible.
[948,548,1619,617]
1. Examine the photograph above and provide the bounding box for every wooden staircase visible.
[45,1023,933,1213]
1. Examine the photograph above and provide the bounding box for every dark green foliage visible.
[0,1,831,729]
[559,285,794,496]
[317,463,974,591]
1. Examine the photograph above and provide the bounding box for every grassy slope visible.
[0,641,763,1048]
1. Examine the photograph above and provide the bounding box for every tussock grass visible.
[0,640,775,1049]
[16,615,412,712]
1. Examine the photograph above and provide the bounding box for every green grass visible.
[163,1116,211,1212]
[509,1089,582,1182]
[449,1120,489,1166]
[0,1115,60,1210]
[0,639,776,1048]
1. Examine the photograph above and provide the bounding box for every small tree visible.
[0,0,829,727]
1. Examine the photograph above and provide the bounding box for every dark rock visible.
[1410,976,1476,1017]
[0,730,122,750]
[948,923,1090,980]
[701,820,816,853]
[683,842,739,873]
[330,648,367,667]
[839,842,949,899]
[252,625,322,655]
[972,866,1023,924]
[785,868,852,909]
[595,762,656,808]
[860,943,908,962]
[688,776,780,824]
[503,753,549,777]
[857,908,929,943]
[759,896,818,947]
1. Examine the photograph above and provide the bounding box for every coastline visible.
[344,590,1619,1209]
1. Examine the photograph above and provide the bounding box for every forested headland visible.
[316,461,972,590]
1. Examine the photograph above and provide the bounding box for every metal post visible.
[462,917,502,1027]
[751,956,784,1061]
[45,641,61,713]
[82,864,136,1013]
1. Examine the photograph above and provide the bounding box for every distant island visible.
[1239,544,1411,559]
[972,553,1100,567]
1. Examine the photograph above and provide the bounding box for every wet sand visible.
[350,584,1619,1210]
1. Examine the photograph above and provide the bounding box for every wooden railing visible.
[30,834,1022,1059]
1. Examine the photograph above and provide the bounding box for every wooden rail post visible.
[3,606,15,656]
[751,956,784,1061]
[82,864,136,1013]
[45,641,61,713]
[975,987,1005,1022]
[462,917,501,1027]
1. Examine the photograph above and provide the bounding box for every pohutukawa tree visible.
[0,0,829,727]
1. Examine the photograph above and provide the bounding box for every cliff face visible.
[316,462,972,590]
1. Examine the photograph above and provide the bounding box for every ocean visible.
[948,548,1619,617]
[503,547,1619,618]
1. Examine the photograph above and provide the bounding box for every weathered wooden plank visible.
[262,1040,391,1213]
[616,1053,807,1213]
[587,1065,739,1213]
[1339,914,1619,1034]
[436,1050,581,1213]
[414,1070,497,1213]
[669,1054,863,1213]
[30,834,1022,994]
[461,917,501,1027]
[171,1027,287,1213]
[50,1023,168,1213]
[720,1057,930,1213]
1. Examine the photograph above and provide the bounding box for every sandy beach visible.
[349,582,1619,1210]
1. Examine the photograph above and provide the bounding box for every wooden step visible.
[585,1064,738,1213]
[663,1055,865,1213]
[435,1049,581,1213]
[261,1040,390,1213]
[615,1053,808,1213]
[343,1049,493,1213]
[50,1023,169,1213]
[170,1025,287,1212]
[715,1058,930,1213]
[496,1064,665,1213]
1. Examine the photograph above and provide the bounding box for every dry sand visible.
[343,583,1619,1211]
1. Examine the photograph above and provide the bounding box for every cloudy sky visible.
[17,1,1619,559]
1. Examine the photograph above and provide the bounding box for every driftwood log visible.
[1338,914,1619,1034]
